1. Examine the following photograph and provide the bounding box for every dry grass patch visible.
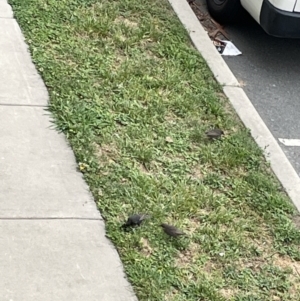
[219,287,239,299]
[114,16,139,28]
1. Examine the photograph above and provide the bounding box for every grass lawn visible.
[9,0,300,299]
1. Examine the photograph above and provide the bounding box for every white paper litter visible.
[221,40,242,56]
[214,39,242,56]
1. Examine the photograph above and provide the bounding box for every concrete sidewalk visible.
[0,1,137,300]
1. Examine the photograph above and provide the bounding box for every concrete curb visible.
[168,0,300,211]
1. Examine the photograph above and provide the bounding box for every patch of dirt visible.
[239,257,265,272]
[175,242,200,267]
[273,254,300,276]
[249,228,273,251]
[272,254,300,294]
[202,260,217,274]
[190,164,204,180]
[232,166,248,178]
[93,142,119,165]
[165,287,180,301]
[187,218,201,234]
[219,287,238,299]
[139,237,153,257]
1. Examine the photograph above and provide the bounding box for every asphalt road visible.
[195,0,300,176]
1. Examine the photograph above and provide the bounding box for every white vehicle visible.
[206,0,300,38]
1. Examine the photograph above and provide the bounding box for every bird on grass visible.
[122,214,150,229]
[160,223,186,237]
[205,128,224,139]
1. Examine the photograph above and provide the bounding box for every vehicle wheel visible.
[206,0,243,23]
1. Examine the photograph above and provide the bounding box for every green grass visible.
[8,0,300,300]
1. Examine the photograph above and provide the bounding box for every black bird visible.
[122,214,150,228]
[205,128,224,139]
[160,223,186,237]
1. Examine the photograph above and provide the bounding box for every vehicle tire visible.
[206,0,243,24]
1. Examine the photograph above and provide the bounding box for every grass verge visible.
[9,0,300,300]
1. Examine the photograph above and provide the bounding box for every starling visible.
[160,223,186,237]
[122,214,150,228]
[205,128,224,139]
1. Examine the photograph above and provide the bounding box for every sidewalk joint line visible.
[0,103,48,107]
[0,217,102,221]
